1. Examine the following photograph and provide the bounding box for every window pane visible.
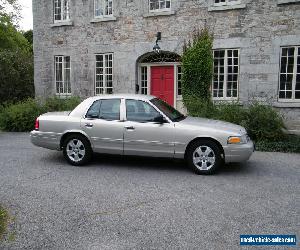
[86,100,101,118]
[149,0,171,11]
[100,99,120,120]
[126,100,160,122]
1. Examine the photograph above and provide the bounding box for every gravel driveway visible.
[0,133,299,249]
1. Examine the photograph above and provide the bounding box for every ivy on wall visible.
[182,28,214,112]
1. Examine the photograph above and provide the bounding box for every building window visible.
[95,0,113,17]
[177,66,182,97]
[55,56,71,95]
[212,49,239,99]
[149,0,171,12]
[141,66,148,95]
[54,0,70,22]
[214,0,241,6]
[95,53,113,95]
[279,47,300,101]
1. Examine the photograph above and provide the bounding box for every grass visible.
[0,205,8,241]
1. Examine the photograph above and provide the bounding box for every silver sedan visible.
[30,94,254,174]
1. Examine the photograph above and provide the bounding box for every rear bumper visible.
[30,130,61,150]
[223,140,254,163]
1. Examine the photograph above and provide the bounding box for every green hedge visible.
[256,135,300,153]
[187,101,285,142]
[0,97,81,132]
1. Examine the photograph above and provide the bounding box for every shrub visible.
[0,97,81,132]
[215,102,248,125]
[244,103,285,141]
[0,98,42,132]
[256,135,300,153]
[43,96,81,112]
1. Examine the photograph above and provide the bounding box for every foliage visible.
[0,49,34,104]
[256,135,300,153]
[43,96,81,112]
[23,29,33,52]
[182,28,214,110]
[0,98,42,132]
[0,14,29,51]
[0,97,81,132]
[0,8,34,105]
[243,103,285,141]
[0,205,8,241]
[187,101,285,142]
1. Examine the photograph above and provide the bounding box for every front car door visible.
[123,99,175,158]
[81,98,124,154]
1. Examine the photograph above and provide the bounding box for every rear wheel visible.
[63,134,92,166]
[186,139,223,175]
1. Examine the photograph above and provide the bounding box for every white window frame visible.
[212,49,240,101]
[94,0,113,18]
[149,0,171,13]
[95,53,114,95]
[54,0,70,23]
[214,0,241,7]
[54,56,71,96]
[176,65,182,99]
[278,46,300,102]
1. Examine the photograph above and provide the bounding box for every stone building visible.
[33,0,300,123]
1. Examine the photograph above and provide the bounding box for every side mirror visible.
[153,115,167,124]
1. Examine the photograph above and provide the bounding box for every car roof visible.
[88,94,156,102]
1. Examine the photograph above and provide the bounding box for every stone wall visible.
[32,0,300,119]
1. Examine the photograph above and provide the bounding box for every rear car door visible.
[123,99,175,157]
[81,98,124,154]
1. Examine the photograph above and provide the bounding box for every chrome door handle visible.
[85,123,93,128]
[125,126,135,130]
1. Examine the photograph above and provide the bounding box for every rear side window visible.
[99,99,120,120]
[86,99,120,120]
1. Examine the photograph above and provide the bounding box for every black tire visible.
[186,139,223,175]
[62,134,92,166]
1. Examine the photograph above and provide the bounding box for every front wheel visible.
[63,135,92,166]
[186,139,223,175]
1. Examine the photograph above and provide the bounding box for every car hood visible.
[178,116,246,135]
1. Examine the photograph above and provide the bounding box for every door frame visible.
[138,62,181,108]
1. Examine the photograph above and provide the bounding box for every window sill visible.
[143,10,175,18]
[277,0,300,5]
[51,20,73,27]
[90,16,117,23]
[273,102,300,108]
[208,4,246,12]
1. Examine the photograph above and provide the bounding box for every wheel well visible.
[60,132,91,149]
[184,137,225,160]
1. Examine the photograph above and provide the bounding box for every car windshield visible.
[150,98,186,122]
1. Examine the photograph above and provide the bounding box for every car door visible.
[123,99,175,158]
[81,98,124,154]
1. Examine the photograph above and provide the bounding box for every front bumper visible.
[30,130,61,150]
[223,140,255,163]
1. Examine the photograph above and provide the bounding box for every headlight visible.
[228,135,249,144]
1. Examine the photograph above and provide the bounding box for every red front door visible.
[150,66,174,106]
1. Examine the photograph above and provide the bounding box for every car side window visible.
[99,99,120,121]
[86,100,101,118]
[126,99,160,122]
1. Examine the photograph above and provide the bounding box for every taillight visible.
[35,118,39,130]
